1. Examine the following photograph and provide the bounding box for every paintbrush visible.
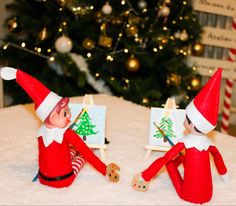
[69,108,86,129]
[153,121,175,146]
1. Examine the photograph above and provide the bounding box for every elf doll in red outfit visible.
[131,68,228,204]
[0,67,120,188]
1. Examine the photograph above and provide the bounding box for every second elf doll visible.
[131,68,228,204]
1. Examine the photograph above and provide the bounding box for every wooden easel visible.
[81,94,107,160]
[144,98,178,158]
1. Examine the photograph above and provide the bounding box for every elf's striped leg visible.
[70,148,77,159]
[72,155,86,176]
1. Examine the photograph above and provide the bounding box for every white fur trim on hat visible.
[186,101,215,134]
[0,67,17,80]
[36,92,62,121]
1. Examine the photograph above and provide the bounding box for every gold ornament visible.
[167,73,181,86]
[98,22,113,48]
[38,27,48,41]
[192,42,204,56]
[125,55,140,72]
[98,35,113,48]
[7,18,19,33]
[191,77,201,90]
[180,30,188,41]
[82,38,95,50]
[159,5,170,17]
[125,25,138,37]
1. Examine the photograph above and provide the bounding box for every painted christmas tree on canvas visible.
[154,114,176,142]
[75,108,98,141]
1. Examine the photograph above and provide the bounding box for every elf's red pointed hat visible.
[0,67,62,121]
[186,68,222,133]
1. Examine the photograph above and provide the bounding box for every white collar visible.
[38,125,70,147]
[178,133,214,151]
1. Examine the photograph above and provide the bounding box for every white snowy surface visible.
[0,94,235,205]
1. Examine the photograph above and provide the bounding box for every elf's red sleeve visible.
[208,145,227,175]
[142,142,185,182]
[64,128,107,176]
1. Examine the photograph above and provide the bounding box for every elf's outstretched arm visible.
[132,142,185,192]
[65,128,120,182]
[208,145,228,181]
[142,143,185,181]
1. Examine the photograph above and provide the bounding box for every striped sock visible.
[70,148,77,160]
[72,155,86,176]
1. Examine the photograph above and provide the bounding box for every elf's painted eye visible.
[64,111,67,117]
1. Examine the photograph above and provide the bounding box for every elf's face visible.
[184,118,193,133]
[49,105,71,128]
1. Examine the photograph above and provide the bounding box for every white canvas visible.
[148,107,186,147]
[69,103,106,145]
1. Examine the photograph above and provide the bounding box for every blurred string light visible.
[121,0,126,5]
[1,0,194,73]
[153,47,158,52]
[106,55,114,61]
[122,0,139,15]
[21,42,26,47]
[13,0,189,62]
[1,41,54,61]
[87,52,92,58]
[125,79,129,83]
[124,48,129,53]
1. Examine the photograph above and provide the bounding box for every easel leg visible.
[144,149,152,159]
[100,148,106,160]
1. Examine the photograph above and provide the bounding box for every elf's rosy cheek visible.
[66,117,71,124]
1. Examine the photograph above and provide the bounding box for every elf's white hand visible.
[220,173,229,183]
[131,173,149,192]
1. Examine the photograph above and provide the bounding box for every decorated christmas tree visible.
[75,109,98,141]
[0,0,203,107]
[154,115,176,142]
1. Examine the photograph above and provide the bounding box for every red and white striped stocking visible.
[72,155,86,176]
[70,148,77,159]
